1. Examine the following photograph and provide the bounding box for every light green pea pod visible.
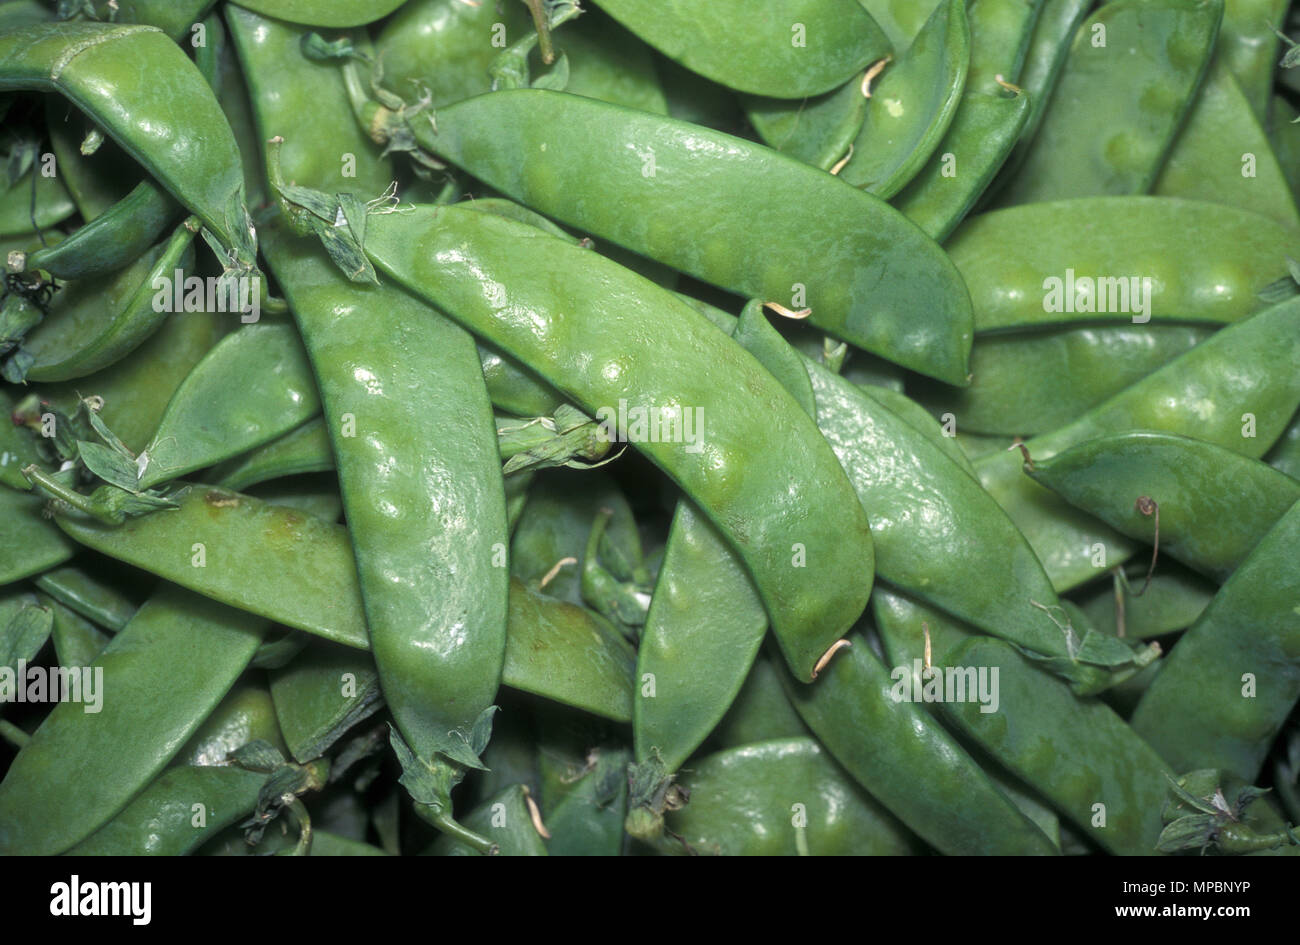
[223,0,404,28]
[1269,96,1300,199]
[178,681,288,766]
[708,654,809,750]
[269,642,383,765]
[742,74,870,171]
[967,0,1045,93]
[210,417,332,491]
[1210,0,1289,120]
[0,591,52,675]
[43,596,111,668]
[860,0,944,49]
[72,1,218,41]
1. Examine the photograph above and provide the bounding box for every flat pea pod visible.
[1216,0,1289,120]
[0,23,256,267]
[892,89,1030,242]
[858,383,976,476]
[136,322,321,490]
[0,167,76,237]
[21,220,198,382]
[996,0,1223,206]
[360,204,875,682]
[908,323,1216,437]
[0,590,51,674]
[407,89,975,385]
[741,74,869,172]
[178,681,287,766]
[43,596,110,668]
[778,632,1059,855]
[708,654,809,751]
[948,197,1300,332]
[1267,410,1300,481]
[967,0,1045,94]
[425,784,548,856]
[0,390,77,584]
[78,0,218,41]
[838,0,970,199]
[0,583,265,855]
[1074,560,1216,640]
[665,737,922,856]
[65,764,266,856]
[1131,500,1300,781]
[34,563,137,631]
[229,0,407,29]
[269,641,383,764]
[544,8,669,115]
[543,745,629,857]
[263,225,507,771]
[1027,432,1300,582]
[973,295,1300,591]
[477,343,565,418]
[1153,61,1300,227]
[210,417,332,491]
[860,0,944,50]
[590,0,891,98]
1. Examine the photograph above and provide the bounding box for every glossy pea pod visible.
[972,295,1300,592]
[996,0,1223,206]
[0,584,266,855]
[838,0,970,199]
[741,74,869,172]
[966,0,1045,94]
[396,88,975,385]
[359,204,875,682]
[0,22,256,268]
[948,197,1300,332]
[1131,500,1300,782]
[591,0,891,98]
[1027,432,1300,582]
[178,681,288,766]
[209,417,332,492]
[542,745,629,857]
[664,738,923,856]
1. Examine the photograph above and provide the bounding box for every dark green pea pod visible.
[269,642,383,765]
[24,182,179,281]
[967,0,1045,94]
[34,563,137,631]
[997,0,1222,205]
[860,0,943,49]
[956,430,1013,462]
[18,219,198,382]
[709,654,809,750]
[134,322,321,490]
[178,681,288,766]
[1026,432,1300,583]
[0,166,75,237]
[741,74,869,172]
[778,632,1059,855]
[553,7,669,114]
[973,295,1300,592]
[949,197,1300,332]
[43,596,110,668]
[663,737,922,856]
[1153,61,1299,227]
[73,0,218,41]
[1130,499,1300,781]
[425,784,549,856]
[892,89,1030,242]
[0,590,52,674]
[908,323,1215,437]
[543,745,629,857]
[45,93,134,221]
[591,0,890,98]
[1268,410,1300,481]
[1201,0,1288,120]
[210,417,332,491]
[839,0,970,198]
[652,53,745,133]
[0,22,256,269]
[358,204,875,682]
[0,583,265,855]
[0,390,77,584]
[232,0,407,29]
[398,89,974,385]
[1074,560,1216,640]
[65,764,266,856]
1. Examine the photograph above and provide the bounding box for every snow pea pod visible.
[997,0,1222,205]
[0,23,256,268]
[43,596,110,668]
[269,641,382,764]
[778,631,1059,855]
[1075,560,1216,640]
[0,590,51,675]
[1268,411,1300,481]
[543,744,629,857]
[0,168,75,236]
[948,197,1300,332]
[0,390,77,584]
[553,9,669,114]
[0,583,265,855]
[967,0,1045,94]
[179,681,287,766]
[1214,0,1289,120]
[1270,97,1300,208]
[1153,62,1299,227]
[230,0,406,28]
[709,654,808,751]
[892,89,1030,242]
[360,204,875,682]
[591,0,891,98]
[665,738,922,856]
[973,295,1300,591]
[426,784,548,856]
[34,563,137,632]
[1027,432,1300,582]
[741,75,868,172]
[401,89,974,384]
[860,0,944,49]
[21,219,198,382]
[1132,500,1300,781]
[839,0,970,199]
[908,323,1215,437]
[24,181,179,281]
[210,417,332,491]
[76,0,217,41]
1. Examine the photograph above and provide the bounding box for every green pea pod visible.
[24,181,179,281]
[269,641,383,764]
[0,591,52,673]
[967,0,1045,93]
[359,204,875,683]
[0,23,256,268]
[839,0,970,198]
[665,737,921,856]
[135,322,321,490]
[35,563,137,631]
[178,681,287,766]
[1075,560,1216,640]
[210,417,332,491]
[973,295,1300,592]
[231,0,406,29]
[892,89,1030,242]
[860,0,944,49]
[709,655,809,751]
[1270,97,1300,216]
[43,596,111,668]
[45,94,135,220]
[66,764,266,856]
[244,475,342,523]
[552,9,669,114]
[543,745,629,857]
[949,197,1300,332]
[859,383,976,475]
[591,0,890,98]
[0,168,76,237]
[78,0,218,41]
[20,220,198,382]
[998,0,1222,205]
[778,632,1059,855]
[425,784,548,856]
[1268,410,1300,481]
[0,583,265,855]
[1206,0,1288,120]
[0,390,77,584]
[1153,62,1299,227]
[1027,432,1300,582]
[908,323,1215,437]
[403,89,974,385]
[741,74,869,172]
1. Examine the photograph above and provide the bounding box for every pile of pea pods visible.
[2,0,1300,859]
